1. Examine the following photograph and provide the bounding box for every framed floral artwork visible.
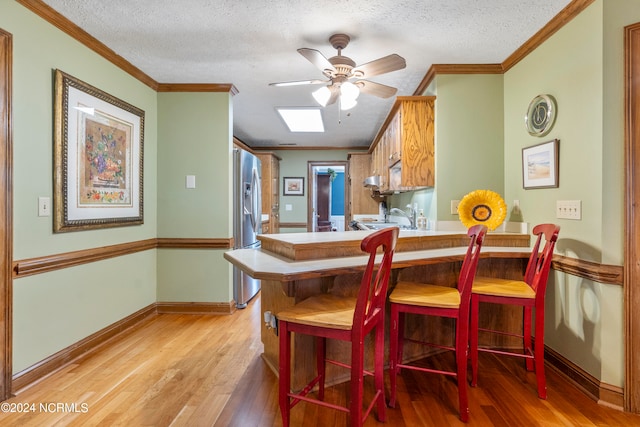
[53,70,144,232]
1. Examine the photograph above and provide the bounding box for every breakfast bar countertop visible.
[225,229,533,384]
[225,229,531,282]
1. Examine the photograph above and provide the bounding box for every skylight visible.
[276,108,325,132]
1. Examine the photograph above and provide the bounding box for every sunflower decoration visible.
[458,189,507,231]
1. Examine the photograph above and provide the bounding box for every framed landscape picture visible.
[283,177,304,196]
[53,70,145,232]
[522,139,559,189]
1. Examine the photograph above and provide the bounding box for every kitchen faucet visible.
[390,205,417,229]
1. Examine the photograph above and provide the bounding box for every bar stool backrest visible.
[353,227,399,336]
[525,224,561,299]
[457,224,488,310]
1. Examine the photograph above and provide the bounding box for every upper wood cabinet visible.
[348,152,380,219]
[370,96,435,193]
[256,152,280,234]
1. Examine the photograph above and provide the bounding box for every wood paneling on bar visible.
[11,303,157,392]
[16,0,158,90]
[156,238,233,249]
[259,232,529,261]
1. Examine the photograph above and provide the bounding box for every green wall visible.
[432,74,505,221]
[156,92,234,302]
[504,2,608,384]
[3,2,159,373]
[502,0,637,387]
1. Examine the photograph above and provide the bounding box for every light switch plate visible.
[186,175,196,189]
[556,200,581,220]
[38,196,50,217]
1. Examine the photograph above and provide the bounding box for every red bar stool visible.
[388,224,487,423]
[470,223,560,399]
[277,227,399,427]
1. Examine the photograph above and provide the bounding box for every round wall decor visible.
[525,94,557,137]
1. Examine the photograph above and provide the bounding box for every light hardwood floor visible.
[0,294,639,426]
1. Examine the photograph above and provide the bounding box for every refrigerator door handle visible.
[249,167,261,233]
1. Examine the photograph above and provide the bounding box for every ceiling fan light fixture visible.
[340,96,357,111]
[312,86,332,107]
[340,81,360,101]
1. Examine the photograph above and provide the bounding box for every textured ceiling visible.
[40,0,573,149]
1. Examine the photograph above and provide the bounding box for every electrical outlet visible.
[556,200,581,220]
[451,200,460,215]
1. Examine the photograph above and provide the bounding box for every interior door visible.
[316,174,332,232]
[317,174,330,222]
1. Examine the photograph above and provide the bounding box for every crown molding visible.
[413,0,596,96]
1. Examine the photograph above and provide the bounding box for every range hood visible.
[363,175,381,188]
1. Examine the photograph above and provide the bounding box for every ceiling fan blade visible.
[352,54,406,78]
[269,79,328,87]
[356,80,398,98]
[297,48,336,75]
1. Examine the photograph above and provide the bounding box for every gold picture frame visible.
[53,70,144,232]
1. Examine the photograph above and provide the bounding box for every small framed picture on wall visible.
[283,177,304,196]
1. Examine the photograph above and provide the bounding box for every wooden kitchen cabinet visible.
[371,140,387,192]
[256,152,280,233]
[370,96,435,192]
[348,152,380,222]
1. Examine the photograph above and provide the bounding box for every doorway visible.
[307,161,349,232]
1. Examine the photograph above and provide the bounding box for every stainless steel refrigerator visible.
[233,147,262,308]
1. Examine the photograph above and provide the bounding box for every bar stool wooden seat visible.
[277,227,399,427]
[470,223,560,399]
[388,224,487,423]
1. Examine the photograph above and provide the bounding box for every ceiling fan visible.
[269,34,406,110]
